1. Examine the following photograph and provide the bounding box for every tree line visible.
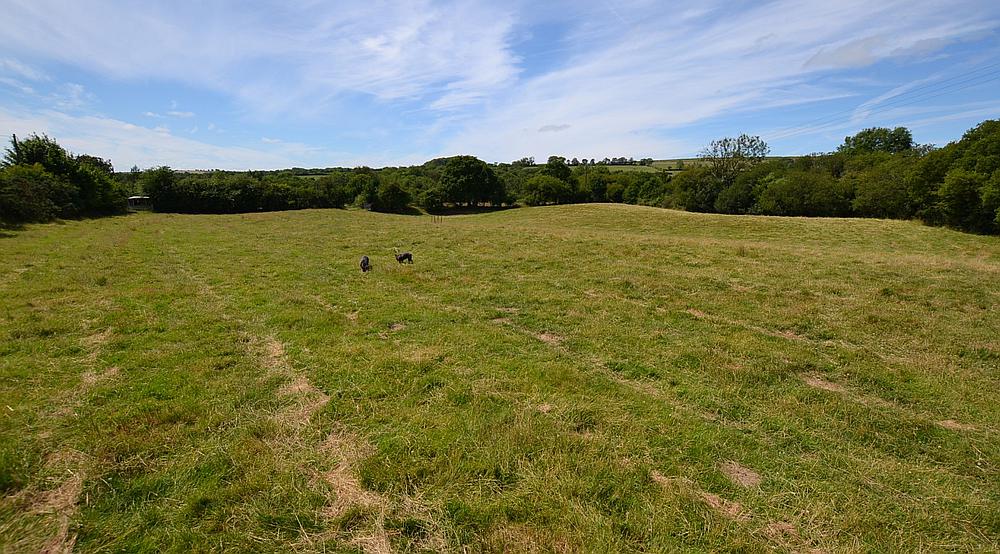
[2,119,998,234]
[0,134,127,224]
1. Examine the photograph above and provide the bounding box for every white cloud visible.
[0,0,996,164]
[0,106,418,169]
[0,0,520,118]
[0,57,49,81]
[440,0,1000,160]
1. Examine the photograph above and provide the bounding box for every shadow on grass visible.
[0,222,24,238]
[424,205,520,216]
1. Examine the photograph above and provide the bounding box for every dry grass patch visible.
[802,375,846,393]
[937,419,977,431]
[720,460,762,488]
[537,332,563,345]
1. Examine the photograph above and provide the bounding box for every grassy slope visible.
[1,205,997,552]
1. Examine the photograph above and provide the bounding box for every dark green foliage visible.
[0,164,77,222]
[839,127,914,155]
[522,175,572,206]
[0,134,126,224]
[847,153,916,219]
[541,156,572,183]
[439,156,505,206]
[755,170,852,217]
[672,167,721,212]
[714,160,787,214]
[936,169,992,233]
[372,180,411,213]
[700,134,770,186]
[144,169,359,214]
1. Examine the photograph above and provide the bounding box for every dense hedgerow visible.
[7,119,999,234]
[0,134,127,224]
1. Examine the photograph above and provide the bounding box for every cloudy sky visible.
[1,0,999,170]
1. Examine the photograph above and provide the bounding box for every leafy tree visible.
[542,156,572,183]
[522,175,572,206]
[3,134,76,176]
[714,161,787,214]
[754,171,851,217]
[0,164,77,222]
[440,155,504,206]
[838,127,913,155]
[1,134,125,219]
[936,168,991,233]
[672,167,722,212]
[417,185,446,212]
[141,166,179,211]
[700,134,770,186]
[848,154,915,219]
[77,154,114,175]
[372,180,411,213]
[981,171,1000,228]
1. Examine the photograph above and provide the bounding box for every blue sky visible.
[1,0,999,170]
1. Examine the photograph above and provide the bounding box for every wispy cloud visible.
[0,0,997,167]
[0,106,358,169]
[0,57,49,81]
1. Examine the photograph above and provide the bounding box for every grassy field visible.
[1,205,998,552]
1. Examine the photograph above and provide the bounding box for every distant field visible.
[1,205,997,551]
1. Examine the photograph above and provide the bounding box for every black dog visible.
[360,255,371,272]
[395,252,413,264]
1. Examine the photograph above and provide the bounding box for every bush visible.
[849,155,915,219]
[1,134,126,223]
[755,171,851,217]
[672,167,721,212]
[936,169,992,233]
[372,181,411,213]
[521,175,572,206]
[0,164,76,223]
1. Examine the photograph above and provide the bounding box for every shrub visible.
[0,164,76,223]
[754,171,851,217]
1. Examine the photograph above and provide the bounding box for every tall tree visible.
[838,127,914,155]
[700,134,770,186]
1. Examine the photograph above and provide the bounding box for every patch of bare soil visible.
[762,521,800,543]
[487,524,576,554]
[699,492,750,522]
[30,451,88,554]
[347,311,359,322]
[349,528,392,554]
[720,460,762,488]
[80,366,119,387]
[775,329,806,341]
[81,328,112,349]
[264,336,287,371]
[388,322,406,332]
[278,377,330,429]
[802,375,846,393]
[538,403,554,414]
[319,428,381,519]
[310,294,336,312]
[686,308,707,318]
[937,419,976,431]
[650,470,750,522]
[537,332,563,345]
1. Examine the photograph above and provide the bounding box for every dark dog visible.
[395,252,413,264]
[360,255,371,272]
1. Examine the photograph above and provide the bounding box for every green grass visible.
[1,204,997,552]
